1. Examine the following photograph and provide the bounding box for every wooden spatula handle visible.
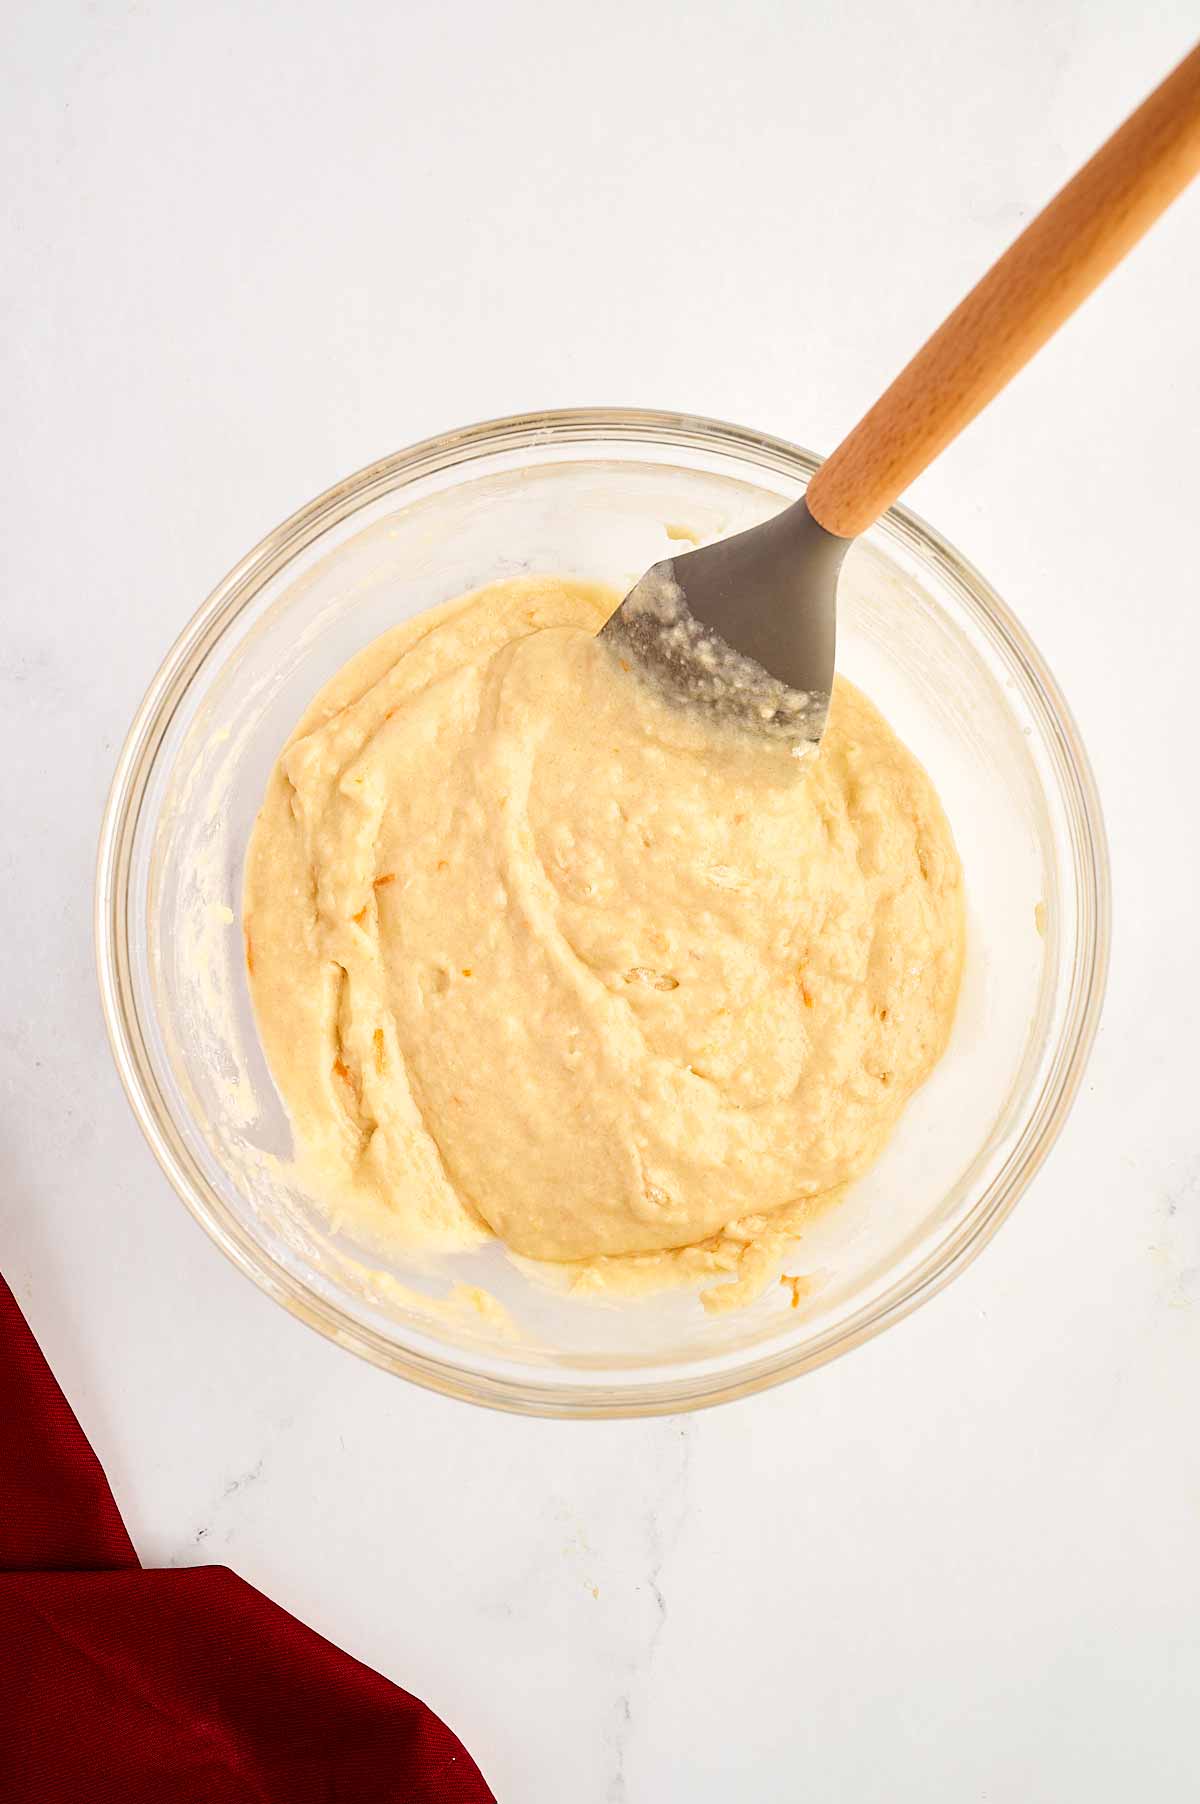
[805,41,1200,539]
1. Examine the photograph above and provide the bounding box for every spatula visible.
[602,40,1200,750]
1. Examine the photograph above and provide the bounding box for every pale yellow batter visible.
[244,575,963,1306]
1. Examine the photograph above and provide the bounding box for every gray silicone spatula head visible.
[600,496,849,754]
[602,41,1200,751]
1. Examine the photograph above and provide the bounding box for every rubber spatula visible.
[602,40,1200,751]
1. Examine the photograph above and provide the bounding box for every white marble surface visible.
[4,2,1200,1797]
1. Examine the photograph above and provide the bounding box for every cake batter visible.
[244,575,963,1305]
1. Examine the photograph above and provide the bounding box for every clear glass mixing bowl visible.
[96,410,1109,1416]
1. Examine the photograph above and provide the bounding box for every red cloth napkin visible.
[0,1274,494,1801]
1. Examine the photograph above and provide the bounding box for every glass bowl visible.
[96,409,1109,1416]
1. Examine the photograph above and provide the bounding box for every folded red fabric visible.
[0,1274,494,1802]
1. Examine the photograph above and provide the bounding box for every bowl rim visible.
[95,406,1111,1417]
